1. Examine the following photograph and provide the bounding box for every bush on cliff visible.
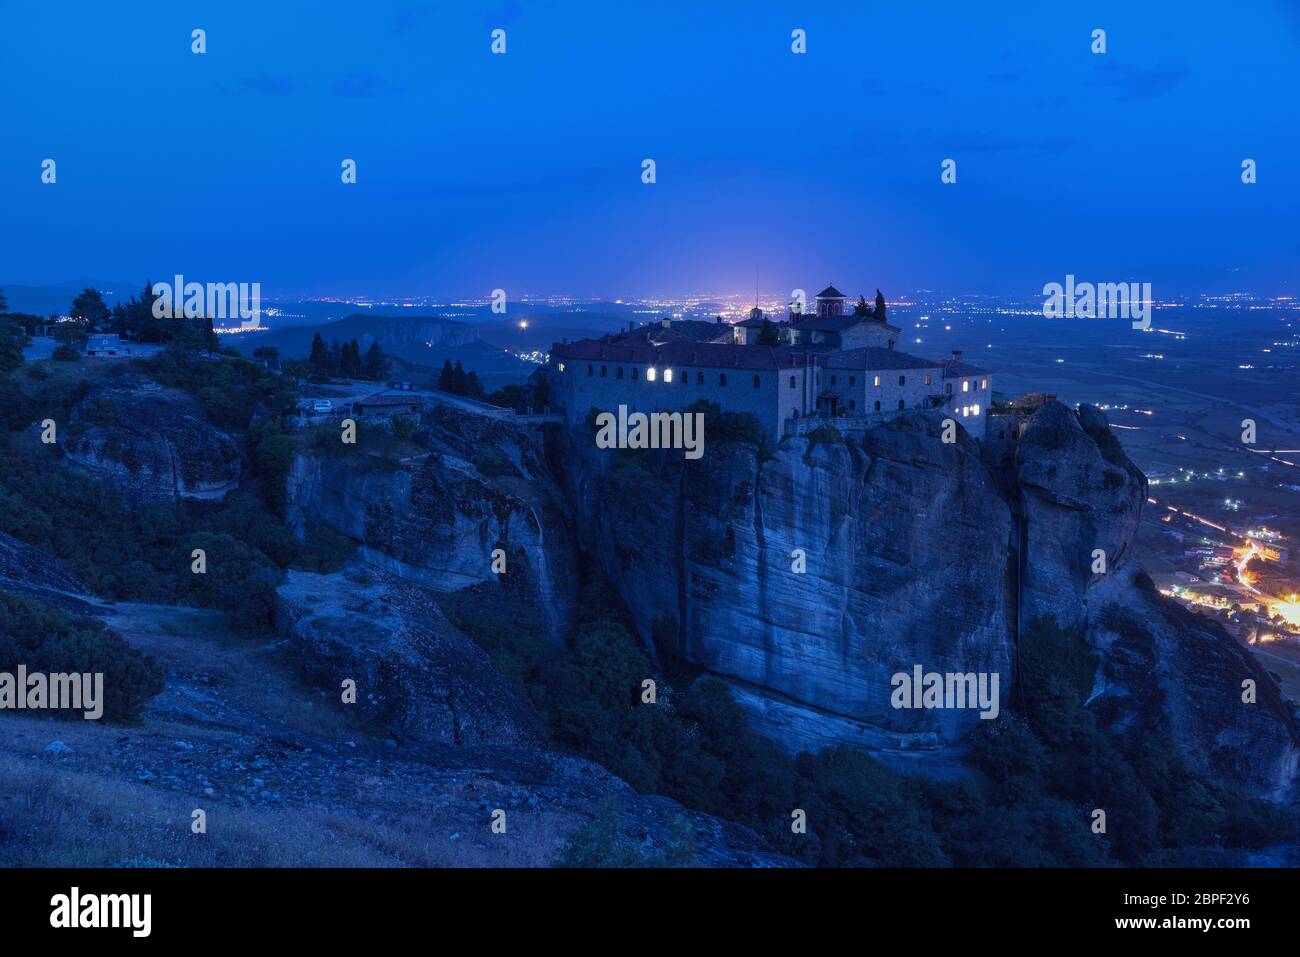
[0,590,164,722]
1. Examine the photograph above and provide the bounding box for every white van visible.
[311,399,333,415]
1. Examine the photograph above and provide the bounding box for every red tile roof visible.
[552,339,810,370]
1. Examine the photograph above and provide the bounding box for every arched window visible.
[789,376,796,389]
[830,375,837,386]
[752,375,761,389]
[720,374,727,386]
[849,400,856,411]
[898,375,906,386]
[587,365,593,376]
[874,400,881,411]
[898,399,905,410]
[616,367,623,379]
[696,372,704,385]
[600,366,607,377]
[631,368,639,381]
[945,382,952,395]
[849,376,856,386]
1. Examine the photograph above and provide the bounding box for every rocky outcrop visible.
[284,404,576,641]
[63,375,241,503]
[276,562,545,747]
[560,401,1299,796]
[0,531,102,615]
[567,412,1014,769]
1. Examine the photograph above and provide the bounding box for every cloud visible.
[333,71,401,98]
[1089,61,1190,100]
[391,3,437,36]
[237,73,295,96]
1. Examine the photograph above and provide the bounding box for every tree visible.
[204,315,219,353]
[874,289,887,322]
[308,333,328,373]
[363,341,388,380]
[348,339,362,378]
[0,320,28,374]
[854,295,872,317]
[756,318,780,346]
[464,370,482,398]
[0,288,7,312]
[438,359,455,392]
[69,288,110,329]
[339,341,355,378]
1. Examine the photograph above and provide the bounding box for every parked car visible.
[311,399,333,414]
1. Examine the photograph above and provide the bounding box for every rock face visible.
[63,376,241,503]
[276,563,545,747]
[566,412,1014,772]
[0,531,101,615]
[559,401,1299,796]
[284,404,576,641]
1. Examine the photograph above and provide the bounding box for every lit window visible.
[647,367,656,382]
[962,380,969,393]
[558,362,565,372]
[924,374,932,386]
[873,375,881,387]
[973,403,980,416]
[981,379,988,390]
[664,368,673,383]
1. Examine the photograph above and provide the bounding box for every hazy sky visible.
[2,1,1297,300]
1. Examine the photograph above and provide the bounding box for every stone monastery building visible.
[548,285,993,442]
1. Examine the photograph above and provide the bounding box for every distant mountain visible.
[231,313,536,378]
[0,280,134,317]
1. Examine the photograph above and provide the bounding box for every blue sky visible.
[1,0,1297,299]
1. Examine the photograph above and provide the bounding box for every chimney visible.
[952,349,962,362]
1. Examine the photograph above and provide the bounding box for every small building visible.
[85,333,125,356]
[353,391,422,418]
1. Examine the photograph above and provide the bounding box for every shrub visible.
[0,590,164,722]
[52,344,81,362]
